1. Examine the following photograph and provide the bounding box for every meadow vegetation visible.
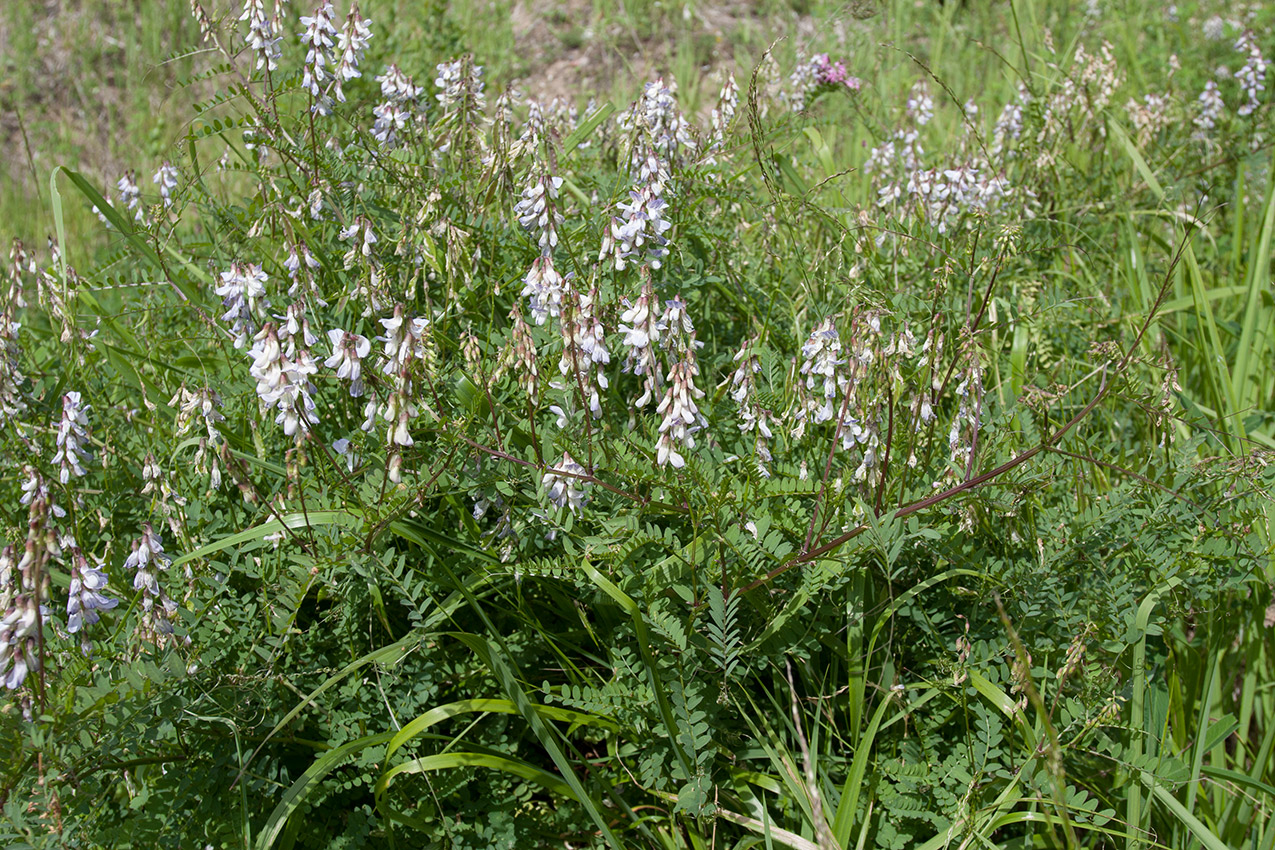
[1,0,1273,848]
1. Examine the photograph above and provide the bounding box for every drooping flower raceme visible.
[152,162,178,207]
[64,536,117,656]
[300,2,338,114]
[326,328,372,396]
[557,284,610,419]
[117,171,143,222]
[126,524,178,638]
[617,275,664,407]
[796,319,847,435]
[520,255,566,326]
[0,315,28,422]
[216,261,269,348]
[1194,80,1225,135]
[333,4,373,103]
[241,0,281,72]
[655,349,706,469]
[730,339,778,475]
[543,452,589,514]
[53,391,91,484]
[514,173,564,254]
[1235,31,1267,118]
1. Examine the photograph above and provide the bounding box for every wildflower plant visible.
[1,2,1273,848]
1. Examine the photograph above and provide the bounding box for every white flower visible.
[333,5,373,102]
[241,0,281,71]
[66,544,118,639]
[376,64,422,102]
[372,101,409,145]
[1235,31,1267,118]
[216,261,269,348]
[520,255,565,326]
[514,173,564,254]
[543,452,588,514]
[799,319,846,425]
[152,162,178,207]
[1194,80,1225,134]
[117,171,143,222]
[300,2,338,109]
[52,391,91,483]
[655,353,706,469]
[326,328,372,396]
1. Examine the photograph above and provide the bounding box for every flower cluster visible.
[64,536,117,656]
[543,453,588,514]
[216,261,270,348]
[617,274,664,407]
[730,339,778,476]
[557,283,610,420]
[300,1,338,114]
[1234,31,1267,118]
[326,328,372,396]
[241,0,282,72]
[794,319,846,437]
[249,316,318,438]
[0,314,27,422]
[653,295,706,468]
[333,4,372,103]
[153,162,179,207]
[52,391,91,483]
[372,64,423,146]
[786,53,861,110]
[1194,80,1225,136]
[514,173,564,254]
[126,524,178,639]
[520,255,566,326]
[117,170,143,222]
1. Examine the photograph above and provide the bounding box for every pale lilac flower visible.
[711,73,739,145]
[1194,80,1225,134]
[241,0,281,71]
[520,255,565,326]
[543,452,588,514]
[284,241,323,302]
[377,304,432,376]
[514,173,564,254]
[249,323,318,436]
[1235,31,1267,117]
[655,352,706,469]
[126,524,177,637]
[333,4,373,103]
[325,328,371,396]
[339,217,377,267]
[906,82,934,125]
[216,261,269,348]
[52,391,91,483]
[117,171,143,222]
[371,101,409,146]
[152,162,178,207]
[377,64,422,102]
[557,285,610,419]
[611,185,672,270]
[64,538,117,652]
[617,278,664,407]
[798,319,846,428]
[0,316,27,422]
[0,595,38,690]
[300,2,338,113]
[434,57,485,112]
[730,339,777,474]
